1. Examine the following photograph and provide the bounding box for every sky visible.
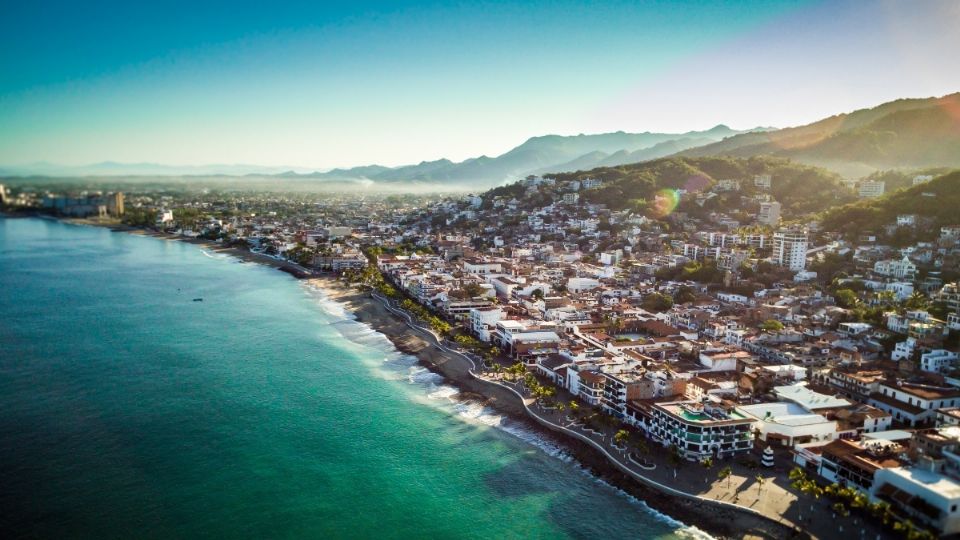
[1,0,959,170]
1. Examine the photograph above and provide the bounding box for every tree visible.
[614,429,630,447]
[642,292,674,312]
[718,465,733,488]
[904,292,930,311]
[755,474,765,498]
[701,456,714,469]
[834,288,859,309]
[674,285,697,305]
[760,319,784,332]
[462,282,484,298]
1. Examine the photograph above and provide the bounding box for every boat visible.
[193,298,203,302]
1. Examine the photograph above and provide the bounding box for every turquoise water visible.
[0,218,697,539]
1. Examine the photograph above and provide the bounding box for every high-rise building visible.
[772,229,808,271]
[0,184,7,205]
[758,201,781,226]
[107,192,124,216]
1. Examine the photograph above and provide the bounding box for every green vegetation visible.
[400,298,451,335]
[717,465,733,488]
[673,285,697,305]
[819,170,960,240]
[788,467,935,540]
[121,207,156,227]
[641,292,674,312]
[544,156,853,217]
[759,319,784,332]
[656,260,723,283]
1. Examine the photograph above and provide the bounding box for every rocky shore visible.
[54,218,805,539]
[307,276,801,540]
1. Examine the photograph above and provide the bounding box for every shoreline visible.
[36,217,799,539]
[305,276,798,540]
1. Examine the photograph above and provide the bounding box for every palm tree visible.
[701,456,713,469]
[755,474,765,498]
[717,465,733,488]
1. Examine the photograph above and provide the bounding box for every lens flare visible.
[651,188,680,218]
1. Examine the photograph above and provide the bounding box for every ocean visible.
[0,217,701,539]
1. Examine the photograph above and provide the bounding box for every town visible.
[5,168,960,539]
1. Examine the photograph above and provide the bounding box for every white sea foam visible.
[407,366,444,386]
[302,281,714,539]
[200,249,227,260]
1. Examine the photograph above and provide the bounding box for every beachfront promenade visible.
[370,291,891,540]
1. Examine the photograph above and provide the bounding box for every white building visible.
[874,256,917,280]
[567,277,600,293]
[921,350,960,374]
[737,402,837,447]
[463,259,502,275]
[470,307,505,342]
[897,214,918,227]
[772,229,808,272]
[859,180,886,198]
[871,467,960,535]
[754,174,772,189]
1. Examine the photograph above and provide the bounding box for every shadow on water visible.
[481,453,681,540]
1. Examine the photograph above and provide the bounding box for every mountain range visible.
[3,92,957,186]
[1,126,759,185]
[283,125,759,185]
[677,92,960,178]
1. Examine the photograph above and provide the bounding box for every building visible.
[738,402,837,447]
[641,400,754,461]
[469,306,504,341]
[754,174,772,189]
[772,229,808,272]
[869,383,960,427]
[872,467,960,535]
[874,257,917,280]
[921,350,959,374]
[757,201,781,226]
[106,192,124,216]
[794,439,902,493]
[859,180,886,199]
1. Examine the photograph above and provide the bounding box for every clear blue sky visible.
[1,0,958,169]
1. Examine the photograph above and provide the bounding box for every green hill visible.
[819,170,960,239]
[543,156,853,217]
[678,93,960,178]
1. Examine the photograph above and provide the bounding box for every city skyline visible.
[2,0,959,169]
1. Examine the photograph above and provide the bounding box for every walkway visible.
[369,291,890,540]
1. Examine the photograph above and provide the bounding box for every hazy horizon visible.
[3,0,960,170]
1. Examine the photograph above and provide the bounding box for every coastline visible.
[305,276,799,540]
[40,218,800,539]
